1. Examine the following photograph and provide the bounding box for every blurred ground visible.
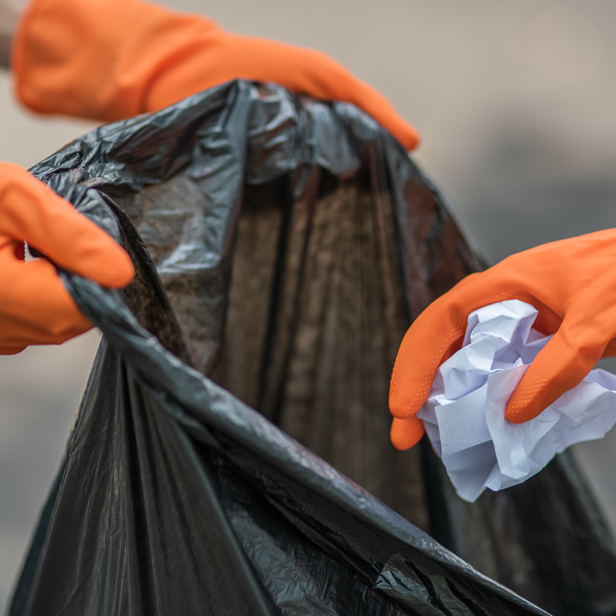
[2,0,616,610]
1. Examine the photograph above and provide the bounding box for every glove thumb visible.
[505,318,603,423]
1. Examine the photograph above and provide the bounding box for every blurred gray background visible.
[2,0,616,609]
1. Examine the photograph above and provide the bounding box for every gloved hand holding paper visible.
[418,300,616,502]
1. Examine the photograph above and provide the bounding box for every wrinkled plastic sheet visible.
[7,81,547,616]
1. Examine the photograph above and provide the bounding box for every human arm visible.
[389,230,616,449]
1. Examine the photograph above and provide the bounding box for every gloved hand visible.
[10,0,419,150]
[0,162,134,353]
[389,230,616,449]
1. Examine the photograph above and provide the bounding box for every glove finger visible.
[296,50,420,151]
[391,416,425,450]
[505,315,605,423]
[219,37,420,151]
[349,85,420,151]
[601,338,616,357]
[0,346,27,355]
[0,243,92,347]
[0,163,134,288]
[389,298,469,420]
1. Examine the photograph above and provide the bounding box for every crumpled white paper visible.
[417,300,616,503]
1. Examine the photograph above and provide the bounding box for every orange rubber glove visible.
[11,0,419,151]
[389,229,616,449]
[0,162,134,353]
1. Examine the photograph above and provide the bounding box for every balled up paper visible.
[417,300,616,503]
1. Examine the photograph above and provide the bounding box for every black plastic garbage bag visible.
[8,81,616,615]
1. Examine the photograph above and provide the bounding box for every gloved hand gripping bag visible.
[9,81,616,616]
